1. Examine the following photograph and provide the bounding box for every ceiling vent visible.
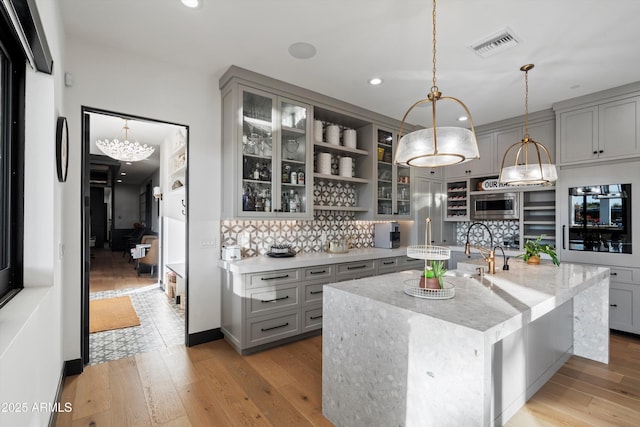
[469,28,521,58]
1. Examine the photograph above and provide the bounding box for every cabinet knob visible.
[593,151,598,155]
[599,150,604,154]
[610,304,618,308]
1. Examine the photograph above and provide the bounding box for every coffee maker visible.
[374,222,401,249]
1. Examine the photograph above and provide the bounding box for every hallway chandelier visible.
[499,64,557,185]
[96,119,155,162]
[394,0,480,168]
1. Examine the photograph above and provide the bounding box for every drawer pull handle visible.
[406,258,419,262]
[261,295,289,304]
[610,304,618,307]
[383,261,395,265]
[261,322,289,332]
[310,315,323,320]
[309,270,327,275]
[310,290,323,295]
[261,274,290,281]
[347,265,367,270]
[610,272,618,276]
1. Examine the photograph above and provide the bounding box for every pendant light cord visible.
[431,0,437,92]
[523,68,529,139]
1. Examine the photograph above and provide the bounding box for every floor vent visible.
[469,28,521,58]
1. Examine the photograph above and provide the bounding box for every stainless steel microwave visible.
[470,192,519,220]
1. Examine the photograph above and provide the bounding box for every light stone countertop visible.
[324,259,608,342]
[218,247,408,275]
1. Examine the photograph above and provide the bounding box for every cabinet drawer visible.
[609,268,634,284]
[335,272,375,282]
[248,285,299,317]
[303,265,333,280]
[304,282,325,305]
[399,256,424,270]
[247,311,299,346]
[247,269,300,288]
[303,305,323,331]
[377,257,400,273]
[609,287,634,331]
[336,260,376,278]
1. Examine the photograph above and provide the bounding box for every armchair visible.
[137,238,159,277]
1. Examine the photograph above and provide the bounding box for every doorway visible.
[81,107,189,366]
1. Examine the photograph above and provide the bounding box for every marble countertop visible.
[325,259,609,342]
[218,247,408,274]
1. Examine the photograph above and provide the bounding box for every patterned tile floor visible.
[89,284,185,365]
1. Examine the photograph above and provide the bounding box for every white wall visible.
[0,0,65,425]
[63,37,222,361]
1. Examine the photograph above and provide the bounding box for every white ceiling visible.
[63,0,640,143]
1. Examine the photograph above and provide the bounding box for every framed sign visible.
[56,116,68,182]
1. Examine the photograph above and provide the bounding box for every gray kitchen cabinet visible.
[495,117,556,170]
[220,82,314,219]
[359,124,413,219]
[414,174,453,243]
[608,267,640,334]
[221,254,418,354]
[445,133,495,179]
[220,66,416,221]
[556,95,640,165]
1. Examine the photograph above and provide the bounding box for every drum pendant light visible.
[394,0,480,168]
[499,64,557,185]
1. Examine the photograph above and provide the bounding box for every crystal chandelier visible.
[96,119,155,162]
[499,64,557,185]
[394,0,480,168]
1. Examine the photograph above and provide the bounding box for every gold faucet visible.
[464,222,496,274]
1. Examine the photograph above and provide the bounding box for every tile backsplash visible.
[455,220,520,247]
[221,211,378,257]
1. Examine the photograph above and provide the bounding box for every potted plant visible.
[420,260,447,289]
[519,235,560,266]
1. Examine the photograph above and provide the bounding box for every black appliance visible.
[568,184,632,253]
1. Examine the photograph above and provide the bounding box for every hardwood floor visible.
[90,248,157,293]
[55,331,640,426]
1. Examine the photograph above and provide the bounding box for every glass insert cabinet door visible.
[239,87,310,217]
[279,99,308,214]
[377,128,411,217]
[241,90,274,214]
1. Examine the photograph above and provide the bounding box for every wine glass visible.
[286,139,299,160]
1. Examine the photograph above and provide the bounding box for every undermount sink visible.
[444,269,477,278]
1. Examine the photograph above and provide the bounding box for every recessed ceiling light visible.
[288,42,317,60]
[125,162,132,165]
[369,77,383,86]
[120,172,127,176]
[458,116,468,122]
[116,179,123,183]
[180,0,201,8]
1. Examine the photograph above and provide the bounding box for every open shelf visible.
[314,173,369,184]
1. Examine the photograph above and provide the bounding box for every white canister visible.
[343,129,357,149]
[339,157,353,177]
[326,125,340,145]
[317,152,332,175]
[221,245,241,261]
[314,120,323,142]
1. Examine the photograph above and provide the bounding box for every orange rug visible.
[90,296,141,333]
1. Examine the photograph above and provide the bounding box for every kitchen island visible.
[322,260,609,427]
